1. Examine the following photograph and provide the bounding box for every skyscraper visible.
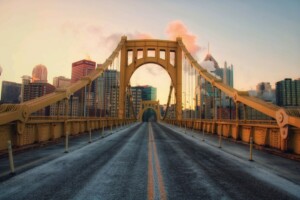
[210,60,234,88]
[1,81,21,103]
[50,96,79,117]
[130,86,143,117]
[129,85,157,118]
[196,54,234,119]
[276,78,300,107]
[53,76,71,88]
[71,59,96,83]
[22,82,55,115]
[71,59,96,116]
[20,75,31,103]
[141,85,157,101]
[32,64,48,83]
[256,82,275,103]
[97,70,119,117]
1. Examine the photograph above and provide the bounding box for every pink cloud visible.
[165,20,201,56]
[133,33,153,39]
[127,32,153,40]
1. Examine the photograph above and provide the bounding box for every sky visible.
[0,0,299,104]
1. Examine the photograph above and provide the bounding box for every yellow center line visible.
[147,123,155,200]
[148,122,167,200]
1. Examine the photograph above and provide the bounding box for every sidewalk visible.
[160,122,300,185]
[0,123,136,181]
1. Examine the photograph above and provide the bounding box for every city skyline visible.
[0,0,299,104]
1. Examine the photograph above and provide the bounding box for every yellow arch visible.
[118,38,183,120]
[125,61,176,90]
[137,101,161,121]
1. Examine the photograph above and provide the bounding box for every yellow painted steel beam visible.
[163,85,173,120]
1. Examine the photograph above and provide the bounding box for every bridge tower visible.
[118,36,183,120]
[137,101,161,121]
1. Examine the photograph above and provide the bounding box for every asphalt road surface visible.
[0,122,299,200]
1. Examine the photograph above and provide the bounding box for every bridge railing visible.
[0,117,136,151]
[165,118,300,154]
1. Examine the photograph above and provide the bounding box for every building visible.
[276,78,300,107]
[53,76,71,88]
[71,59,96,83]
[202,55,234,87]
[141,85,157,101]
[166,104,176,119]
[255,82,275,103]
[128,85,157,118]
[20,75,32,103]
[71,59,96,116]
[97,69,120,117]
[22,82,55,115]
[50,96,79,117]
[131,86,143,117]
[32,64,48,83]
[1,81,21,103]
[195,54,234,119]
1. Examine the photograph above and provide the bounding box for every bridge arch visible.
[119,38,183,120]
[141,108,158,122]
[126,62,176,90]
[137,101,161,122]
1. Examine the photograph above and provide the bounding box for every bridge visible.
[0,37,300,199]
[137,101,161,122]
[0,36,299,153]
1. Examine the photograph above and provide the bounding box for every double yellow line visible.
[147,123,167,200]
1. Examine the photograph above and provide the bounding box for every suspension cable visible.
[109,64,112,118]
[189,61,192,119]
[114,55,117,117]
[184,56,187,119]
[199,75,202,120]
[193,67,196,119]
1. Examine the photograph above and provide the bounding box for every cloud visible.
[199,60,221,79]
[144,64,163,76]
[165,20,201,56]
[105,33,123,50]
[94,31,154,53]
[60,21,202,69]
[200,60,215,73]
[129,32,153,39]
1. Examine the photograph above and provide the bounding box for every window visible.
[147,49,155,57]
[127,50,133,65]
[170,51,176,66]
[137,49,143,59]
[159,50,166,60]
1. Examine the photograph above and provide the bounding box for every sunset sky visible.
[0,0,299,104]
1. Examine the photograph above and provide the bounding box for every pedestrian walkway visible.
[160,122,300,185]
[0,123,136,181]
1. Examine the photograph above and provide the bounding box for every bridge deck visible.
[0,123,299,199]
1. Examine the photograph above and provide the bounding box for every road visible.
[0,122,299,200]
